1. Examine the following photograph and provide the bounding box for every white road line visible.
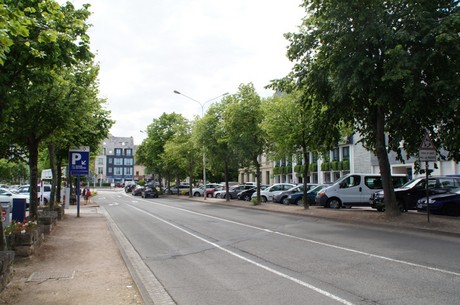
[126,196,460,277]
[130,205,355,305]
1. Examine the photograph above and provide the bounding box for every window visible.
[124,168,133,175]
[341,175,361,188]
[115,148,122,156]
[97,158,104,165]
[125,149,132,156]
[332,148,339,161]
[108,158,113,164]
[365,177,382,189]
[114,167,123,175]
[342,146,350,160]
[108,168,113,174]
[98,167,103,174]
[124,158,133,166]
[114,158,123,165]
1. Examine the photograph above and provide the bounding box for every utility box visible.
[12,198,26,223]
[1,201,11,226]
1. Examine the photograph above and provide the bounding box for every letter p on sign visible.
[72,153,82,165]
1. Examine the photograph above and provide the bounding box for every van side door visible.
[338,175,362,205]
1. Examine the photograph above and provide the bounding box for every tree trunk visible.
[375,108,400,217]
[48,143,56,209]
[254,157,261,204]
[224,161,230,202]
[56,157,63,204]
[188,154,194,197]
[302,146,310,209]
[28,140,40,219]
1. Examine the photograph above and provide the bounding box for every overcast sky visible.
[68,0,305,144]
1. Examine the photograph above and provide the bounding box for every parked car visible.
[187,184,223,197]
[0,187,30,207]
[316,174,408,209]
[251,183,296,202]
[16,184,52,204]
[417,187,460,216]
[131,186,145,196]
[371,176,460,212]
[125,184,136,193]
[214,184,255,199]
[237,185,270,201]
[416,187,460,216]
[167,184,190,195]
[286,184,329,206]
[141,186,159,198]
[272,184,318,204]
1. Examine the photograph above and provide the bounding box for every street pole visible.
[173,90,228,200]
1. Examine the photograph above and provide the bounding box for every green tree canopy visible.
[279,0,459,216]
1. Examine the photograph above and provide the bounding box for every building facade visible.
[239,134,459,186]
[95,135,135,184]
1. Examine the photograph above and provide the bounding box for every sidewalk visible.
[0,203,144,305]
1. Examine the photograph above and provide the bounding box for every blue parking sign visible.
[69,147,90,175]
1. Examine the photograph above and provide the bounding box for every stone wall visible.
[0,251,15,293]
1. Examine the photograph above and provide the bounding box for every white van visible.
[315,174,407,209]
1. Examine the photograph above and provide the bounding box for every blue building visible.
[95,135,135,185]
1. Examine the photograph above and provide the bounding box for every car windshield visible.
[308,184,327,193]
[287,186,303,192]
[399,178,423,189]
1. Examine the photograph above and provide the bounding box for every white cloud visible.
[67,0,305,144]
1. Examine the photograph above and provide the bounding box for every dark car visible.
[237,187,256,201]
[287,184,329,206]
[416,187,460,216]
[272,184,318,204]
[141,186,159,198]
[131,186,144,196]
[370,176,460,212]
[236,185,269,201]
[125,184,136,193]
[214,184,255,199]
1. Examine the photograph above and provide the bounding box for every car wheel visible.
[261,196,267,203]
[193,192,201,197]
[294,198,302,206]
[207,193,213,198]
[281,197,289,205]
[216,194,222,199]
[376,207,384,212]
[328,198,342,209]
[243,194,251,201]
[397,200,406,212]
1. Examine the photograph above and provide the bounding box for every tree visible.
[196,98,240,200]
[0,1,96,217]
[282,0,459,216]
[136,113,188,191]
[224,83,266,203]
[163,118,199,196]
[261,90,341,208]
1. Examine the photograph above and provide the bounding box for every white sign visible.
[419,132,436,162]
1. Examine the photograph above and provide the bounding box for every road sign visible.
[419,132,436,162]
[69,147,90,175]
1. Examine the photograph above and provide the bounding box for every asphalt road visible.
[98,190,460,305]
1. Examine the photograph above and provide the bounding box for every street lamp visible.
[173,90,229,199]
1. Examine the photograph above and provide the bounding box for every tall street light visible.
[173,90,229,199]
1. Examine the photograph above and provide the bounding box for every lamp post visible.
[173,90,229,199]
